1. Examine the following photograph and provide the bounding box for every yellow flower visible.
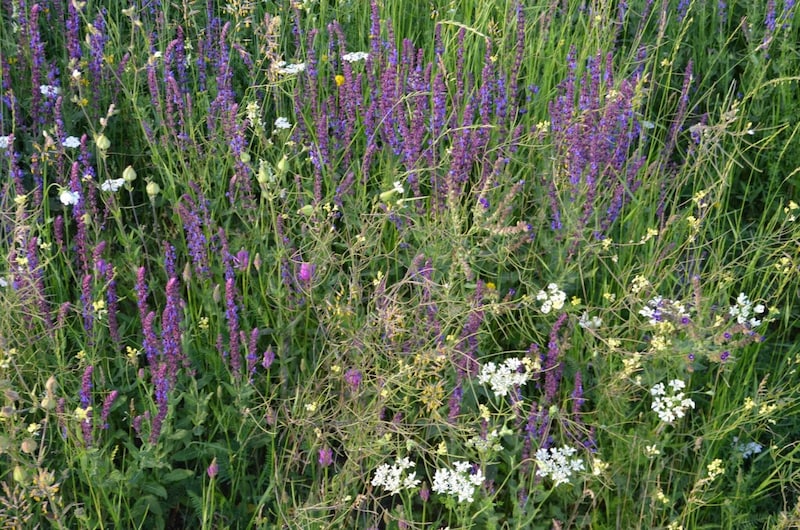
[75,406,92,423]
[335,74,345,86]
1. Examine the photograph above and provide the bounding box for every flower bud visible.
[21,438,37,454]
[95,134,110,150]
[276,155,288,175]
[122,165,137,183]
[146,181,160,199]
[13,465,26,484]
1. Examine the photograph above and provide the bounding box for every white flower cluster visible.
[477,357,530,398]
[728,293,765,328]
[275,61,306,75]
[371,456,420,495]
[431,461,485,503]
[62,136,81,148]
[578,312,603,330]
[39,84,61,97]
[638,296,691,325]
[465,428,505,454]
[732,437,763,459]
[342,51,369,63]
[534,445,585,486]
[650,379,695,423]
[536,283,566,314]
[274,117,292,130]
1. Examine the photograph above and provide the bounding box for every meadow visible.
[1,0,800,528]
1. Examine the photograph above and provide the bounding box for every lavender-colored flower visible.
[207,457,218,479]
[344,369,362,391]
[149,362,170,444]
[318,447,334,467]
[298,262,315,284]
[100,390,119,429]
[262,347,275,369]
[224,278,241,378]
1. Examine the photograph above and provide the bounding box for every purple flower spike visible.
[318,447,334,467]
[298,262,315,283]
[344,369,362,391]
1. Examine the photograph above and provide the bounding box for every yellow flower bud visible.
[276,155,288,175]
[146,181,160,198]
[13,465,26,484]
[240,151,251,163]
[122,165,137,183]
[95,133,110,150]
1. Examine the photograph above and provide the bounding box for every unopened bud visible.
[95,134,110,150]
[276,155,288,175]
[146,181,160,199]
[122,165,137,183]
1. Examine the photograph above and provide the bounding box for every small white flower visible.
[536,283,566,314]
[62,136,81,148]
[274,117,291,130]
[0,135,11,149]
[477,357,530,398]
[431,461,484,503]
[342,51,369,63]
[100,178,126,192]
[0,277,8,288]
[371,456,420,495]
[578,312,603,329]
[535,445,585,486]
[650,379,695,424]
[392,180,404,194]
[39,85,61,97]
[276,61,306,75]
[59,189,80,206]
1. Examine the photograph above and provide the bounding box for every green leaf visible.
[160,468,194,483]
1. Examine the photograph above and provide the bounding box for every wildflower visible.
[95,133,110,150]
[650,379,695,424]
[431,461,484,503]
[146,181,160,199]
[578,312,603,330]
[536,283,567,314]
[39,84,61,97]
[477,357,530,398]
[62,136,81,148]
[335,74,345,86]
[318,447,334,467]
[379,181,404,202]
[74,406,92,423]
[276,61,306,75]
[534,445,585,486]
[298,262,315,283]
[0,135,10,149]
[342,51,369,62]
[371,457,420,495]
[274,117,291,130]
[207,457,218,479]
[706,459,725,480]
[122,165,137,183]
[59,189,80,205]
[344,369,362,391]
[728,292,765,327]
[100,178,125,192]
[732,437,763,459]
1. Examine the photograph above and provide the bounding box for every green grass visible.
[1,0,799,528]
